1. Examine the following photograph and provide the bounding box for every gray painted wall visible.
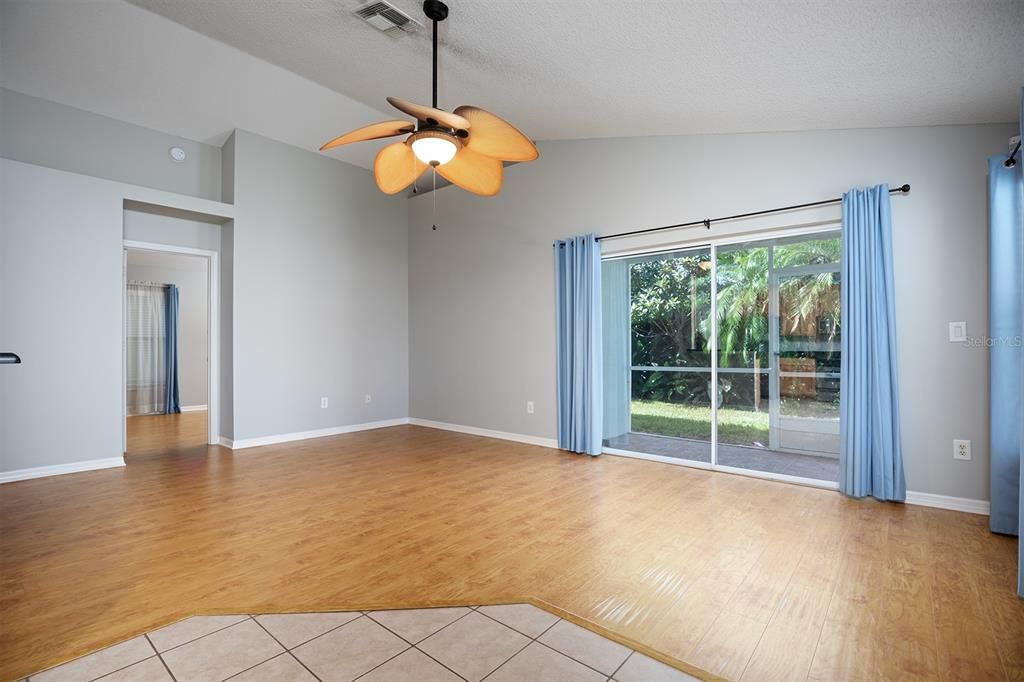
[219,133,235,439]
[227,130,409,440]
[1,110,408,470]
[126,251,209,408]
[124,210,221,252]
[408,123,1017,502]
[1,159,124,472]
[0,88,222,201]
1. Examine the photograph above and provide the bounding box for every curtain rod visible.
[593,183,911,243]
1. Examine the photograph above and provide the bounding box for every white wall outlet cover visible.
[168,146,186,162]
[320,397,328,408]
[526,400,535,414]
[953,439,972,460]
[948,321,967,342]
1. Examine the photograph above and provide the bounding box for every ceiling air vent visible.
[352,1,423,33]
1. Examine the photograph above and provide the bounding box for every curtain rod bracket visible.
[703,218,711,230]
[1005,141,1021,168]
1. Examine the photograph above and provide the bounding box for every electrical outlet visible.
[526,400,535,414]
[953,439,971,461]
[949,321,967,343]
[364,394,372,404]
[320,397,329,409]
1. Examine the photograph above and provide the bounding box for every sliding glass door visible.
[602,247,713,464]
[603,229,841,486]
[715,231,840,482]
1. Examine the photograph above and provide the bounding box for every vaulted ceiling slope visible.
[0,0,392,168]
[128,0,1024,139]
[3,0,1022,175]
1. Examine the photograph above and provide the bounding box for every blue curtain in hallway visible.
[839,184,906,501]
[164,284,181,414]
[555,233,603,455]
[990,87,1023,598]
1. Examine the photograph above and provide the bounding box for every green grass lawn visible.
[631,400,769,445]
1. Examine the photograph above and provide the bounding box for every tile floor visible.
[23,604,702,682]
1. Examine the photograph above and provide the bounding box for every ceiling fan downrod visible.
[423,0,448,109]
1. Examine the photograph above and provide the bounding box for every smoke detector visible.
[352,1,423,33]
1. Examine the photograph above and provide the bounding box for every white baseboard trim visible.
[0,457,126,484]
[224,418,411,450]
[408,418,559,449]
[905,491,990,515]
[181,404,208,413]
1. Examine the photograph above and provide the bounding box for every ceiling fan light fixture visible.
[319,0,539,195]
[409,130,459,166]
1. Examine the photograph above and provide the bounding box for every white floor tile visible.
[487,642,606,682]
[291,616,407,682]
[161,619,283,681]
[613,652,702,682]
[32,636,155,682]
[368,607,471,643]
[254,611,360,649]
[418,611,530,681]
[148,615,248,653]
[358,648,463,682]
[95,657,172,681]
[539,620,631,675]
[478,604,559,638]
[229,653,317,681]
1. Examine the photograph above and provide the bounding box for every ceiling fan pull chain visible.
[432,167,438,230]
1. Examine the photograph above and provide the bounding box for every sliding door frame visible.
[601,222,842,491]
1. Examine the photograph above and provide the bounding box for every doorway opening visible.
[123,241,219,457]
[602,227,841,488]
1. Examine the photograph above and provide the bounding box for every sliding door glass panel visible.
[603,248,713,462]
[715,231,840,482]
[776,271,841,458]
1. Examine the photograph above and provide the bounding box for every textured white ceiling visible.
[3,0,1022,173]
[127,0,1024,139]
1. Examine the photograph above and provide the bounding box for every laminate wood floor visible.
[1,421,1021,681]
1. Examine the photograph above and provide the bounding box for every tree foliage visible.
[628,236,841,405]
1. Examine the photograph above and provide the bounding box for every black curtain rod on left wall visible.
[593,183,911,243]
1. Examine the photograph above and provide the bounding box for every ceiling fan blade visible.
[374,142,428,194]
[387,97,470,131]
[453,106,539,161]
[435,147,503,196]
[320,120,415,151]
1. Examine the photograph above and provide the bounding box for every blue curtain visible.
[164,284,181,414]
[991,87,1024,598]
[839,184,906,501]
[555,233,603,455]
[989,152,1022,538]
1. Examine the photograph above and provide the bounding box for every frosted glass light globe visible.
[411,136,458,165]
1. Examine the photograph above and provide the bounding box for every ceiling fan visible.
[320,0,539,196]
